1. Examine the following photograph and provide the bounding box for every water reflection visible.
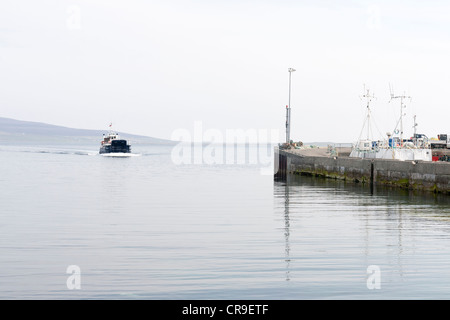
[279,173,450,207]
[274,174,450,298]
[283,175,291,282]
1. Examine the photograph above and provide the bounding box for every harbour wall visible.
[275,148,450,194]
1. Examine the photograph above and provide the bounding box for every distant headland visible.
[0,117,176,145]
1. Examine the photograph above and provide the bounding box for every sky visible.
[0,0,449,143]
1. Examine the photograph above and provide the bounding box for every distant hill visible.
[0,117,175,145]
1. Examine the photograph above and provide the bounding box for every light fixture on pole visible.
[286,68,296,144]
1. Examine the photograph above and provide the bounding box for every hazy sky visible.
[0,0,449,142]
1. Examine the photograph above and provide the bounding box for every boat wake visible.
[41,150,98,156]
[7,147,98,156]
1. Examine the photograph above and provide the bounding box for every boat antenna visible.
[388,83,411,147]
[412,114,419,147]
[413,114,418,138]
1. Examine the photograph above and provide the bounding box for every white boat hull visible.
[350,148,432,161]
[100,153,140,158]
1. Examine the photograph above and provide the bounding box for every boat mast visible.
[362,85,375,140]
[356,85,376,145]
[389,84,411,147]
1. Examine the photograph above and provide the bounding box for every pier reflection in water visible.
[274,174,450,299]
[283,180,291,282]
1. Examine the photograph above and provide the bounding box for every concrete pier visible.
[275,147,450,194]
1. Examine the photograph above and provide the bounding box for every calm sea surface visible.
[1,142,450,299]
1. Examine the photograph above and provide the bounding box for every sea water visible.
[0,142,449,299]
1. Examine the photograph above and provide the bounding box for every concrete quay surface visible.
[276,147,450,194]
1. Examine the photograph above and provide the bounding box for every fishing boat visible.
[349,86,432,162]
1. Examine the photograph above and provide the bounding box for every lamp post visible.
[286,68,296,144]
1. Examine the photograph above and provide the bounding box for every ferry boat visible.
[349,86,432,162]
[99,128,131,156]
